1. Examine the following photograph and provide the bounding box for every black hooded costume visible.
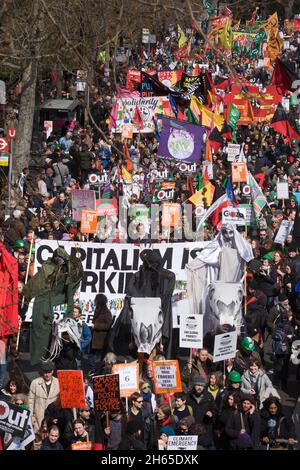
[107,250,175,358]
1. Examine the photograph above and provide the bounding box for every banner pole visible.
[73,408,77,420]
[244,225,248,319]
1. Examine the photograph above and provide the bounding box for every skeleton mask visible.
[130,297,162,354]
[207,281,243,331]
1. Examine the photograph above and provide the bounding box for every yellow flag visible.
[267,28,283,61]
[198,103,223,130]
[122,167,132,182]
[265,12,279,33]
[188,182,215,206]
[178,25,188,48]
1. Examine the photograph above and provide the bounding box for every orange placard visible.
[152,360,182,394]
[57,370,86,409]
[80,209,98,234]
[112,363,139,398]
[121,123,134,140]
[71,441,93,451]
[231,162,247,183]
[162,203,181,228]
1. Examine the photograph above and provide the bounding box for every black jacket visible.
[225,408,261,450]
[260,409,296,443]
[186,390,217,445]
[41,438,64,451]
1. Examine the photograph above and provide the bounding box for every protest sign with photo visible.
[231,162,247,183]
[80,210,98,234]
[158,118,205,163]
[57,370,86,409]
[72,189,96,222]
[0,399,30,438]
[167,435,198,450]
[276,181,289,199]
[93,374,120,412]
[213,331,238,362]
[112,362,139,397]
[179,313,203,349]
[152,360,182,394]
[274,220,294,244]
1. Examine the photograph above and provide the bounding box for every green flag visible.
[228,104,240,143]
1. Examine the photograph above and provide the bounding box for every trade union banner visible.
[25,240,209,324]
[111,96,163,133]
[158,118,205,163]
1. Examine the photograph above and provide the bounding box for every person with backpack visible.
[271,311,294,391]
[266,293,292,336]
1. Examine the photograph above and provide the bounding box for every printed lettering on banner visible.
[112,96,162,133]
[167,435,198,450]
[0,400,30,438]
[222,207,247,226]
[112,363,139,397]
[26,240,210,324]
[152,360,182,394]
[179,313,203,349]
[213,331,238,362]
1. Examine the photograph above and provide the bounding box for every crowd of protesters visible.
[0,11,300,451]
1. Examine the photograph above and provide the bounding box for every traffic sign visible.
[8,128,16,138]
[0,137,9,152]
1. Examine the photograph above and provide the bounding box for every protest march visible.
[0,0,300,455]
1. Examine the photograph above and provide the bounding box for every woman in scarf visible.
[241,358,279,410]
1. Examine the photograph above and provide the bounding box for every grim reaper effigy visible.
[107,250,175,358]
[186,224,253,336]
[23,247,83,365]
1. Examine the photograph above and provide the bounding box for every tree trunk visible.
[13,59,38,176]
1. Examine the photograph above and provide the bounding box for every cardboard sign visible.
[112,363,139,398]
[152,360,182,394]
[162,203,181,227]
[227,143,241,162]
[96,198,118,217]
[213,331,238,362]
[57,370,86,409]
[93,374,120,412]
[80,210,98,234]
[179,313,203,349]
[238,204,255,226]
[231,162,247,183]
[72,189,96,221]
[222,207,247,226]
[0,399,30,438]
[276,181,289,200]
[274,220,294,244]
[167,435,198,450]
[71,441,93,451]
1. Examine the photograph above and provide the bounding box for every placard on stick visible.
[57,370,86,409]
[112,363,139,398]
[93,374,120,412]
[152,360,182,394]
[213,331,238,362]
[179,313,203,349]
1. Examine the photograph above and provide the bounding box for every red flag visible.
[208,127,223,153]
[132,106,144,130]
[211,199,230,226]
[187,175,195,196]
[271,59,299,95]
[248,7,258,27]
[0,243,18,337]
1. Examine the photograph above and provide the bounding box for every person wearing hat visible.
[225,394,261,450]
[186,376,217,448]
[233,337,262,375]
[28,361,60,429]
[158,425,176,450]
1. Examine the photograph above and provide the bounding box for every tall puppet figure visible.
[107,250,175,358]
[0,243,19,337]
[23,247,83,365]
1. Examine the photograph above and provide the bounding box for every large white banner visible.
[25,240,208,323]
[112,96,163,133]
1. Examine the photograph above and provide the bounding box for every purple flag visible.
[158,117,204,163]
